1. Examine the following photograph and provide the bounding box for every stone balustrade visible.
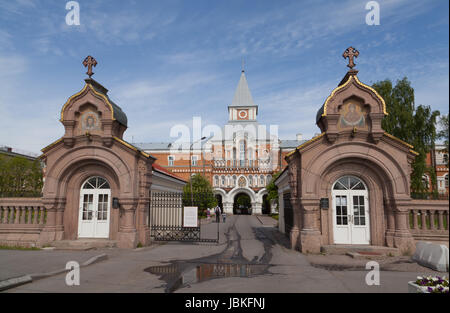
[212,159,273,171]
[0,198,46,225]
[408,199,449,243]
[0,198,46,247]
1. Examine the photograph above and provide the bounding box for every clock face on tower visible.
[237,109,249,120]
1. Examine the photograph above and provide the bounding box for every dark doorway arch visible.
[233,193,252,215]
[215,194,223,211]
[262,194,271,215]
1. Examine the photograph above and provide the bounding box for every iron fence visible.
[149,190,218,243]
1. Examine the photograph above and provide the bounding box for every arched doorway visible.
[233,193,252,215]
[78,176,111,238]
[215,194,223,211]
[332,175,370,244]
[262,194,271,215]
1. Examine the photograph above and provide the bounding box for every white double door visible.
[78,189,111,238]
[332,190,370,245]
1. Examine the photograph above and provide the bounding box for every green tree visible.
[183,174,217,217]
[437,114,449,167]
[373,77,440,194]
[0,155,43,197]
[266,171,282,202]
[0,156,8,196]
[235,194,251,207]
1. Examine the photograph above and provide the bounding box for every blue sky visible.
[0,0,448,154]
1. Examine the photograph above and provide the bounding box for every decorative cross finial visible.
[343,47,359,69]
[83,55,97,78]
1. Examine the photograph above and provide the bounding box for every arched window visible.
[445,174,449,188]
[260,175,265,186]
[233,175,237,187]
[249,175,253,186]
[82,176,110,190]
[333,176,366,190]
[267,175,272,184]
[221,175,226,186]
[239,140,246,167]
[233,148,237,167]
[214,175,219,187]
[248,148,253,167]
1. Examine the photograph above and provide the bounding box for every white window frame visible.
[168,155,174,167]
[214,175,219,187]
[191,155,198,166]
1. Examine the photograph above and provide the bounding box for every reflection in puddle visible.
[145,220,276,292]
[145,263,269,293]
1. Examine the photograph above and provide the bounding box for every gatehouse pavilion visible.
[0,49,448,252]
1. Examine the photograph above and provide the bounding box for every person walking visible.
[214,205,221,223]
[206,208,211,221]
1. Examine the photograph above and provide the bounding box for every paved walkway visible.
[0,249,113,281]
[2,215,444,293]
[255,215,278,227]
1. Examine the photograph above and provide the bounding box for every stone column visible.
[299,199,322,254]
[136,198,151,246]
[54,198,66,241]
[384,199,396,247]
[223,202,233,214]
[118,199,138,248]
[393,200,415,254]
[278,190,285,233]
[270,199,277,214]
[252,202,262,215]
[288,197,300,250]
[38,198,58,246]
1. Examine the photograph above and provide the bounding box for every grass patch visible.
[0,245,41,251]
[269,214,279,220]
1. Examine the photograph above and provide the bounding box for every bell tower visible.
[228,70,258,123]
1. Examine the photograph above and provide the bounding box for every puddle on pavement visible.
[145,219,276,293]
[144,262,270,293]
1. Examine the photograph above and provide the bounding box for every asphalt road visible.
[3,215,440,293]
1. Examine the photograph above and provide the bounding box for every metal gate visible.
[149,191,218,243]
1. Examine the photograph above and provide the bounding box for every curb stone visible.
[0,275,32,291]
[0,253,108,291]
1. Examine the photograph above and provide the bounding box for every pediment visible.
[319,75,387,119]
[316,73,387,140]
[60,83,114,124]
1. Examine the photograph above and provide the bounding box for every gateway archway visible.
[331,175,370,245]
[78,176,111,238]
[233,193,252,215]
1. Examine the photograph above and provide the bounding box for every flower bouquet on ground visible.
[408,276,449,293]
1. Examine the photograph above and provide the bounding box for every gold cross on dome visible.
[83,56,97,78]
[343,47,359,69]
